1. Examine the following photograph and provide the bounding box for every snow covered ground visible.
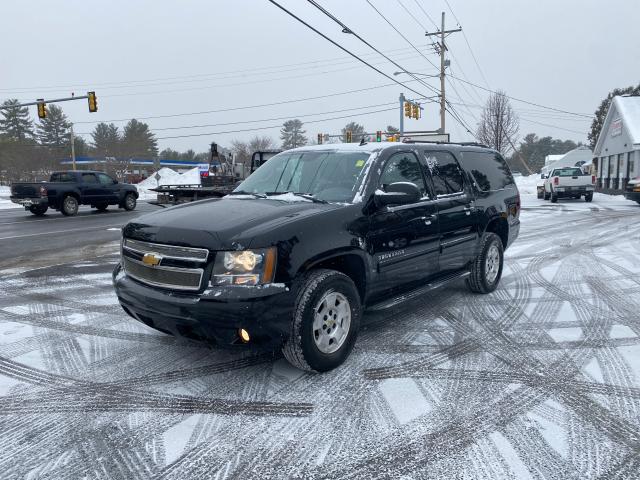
[0,178,639,478]
[0,186,20,210]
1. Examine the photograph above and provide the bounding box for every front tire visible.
[466,232,504,294]
[282,269,361,372]
[61,195,79,216]
[585,193,593,202]
[544,189,550,200]
[29,205,48,216]
[550,191,558,203]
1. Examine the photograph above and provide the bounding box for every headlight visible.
[211,247,277,286]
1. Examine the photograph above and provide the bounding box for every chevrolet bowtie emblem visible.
[142,253,162,266]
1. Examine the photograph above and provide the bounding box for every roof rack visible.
[400,140,490,148]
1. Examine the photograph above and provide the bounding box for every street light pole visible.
[399,92,405,135]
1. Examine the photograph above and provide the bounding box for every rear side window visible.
[421,151,464,196]
[50,172,74,182]
[82,173,98,184]
[458,151,515,192]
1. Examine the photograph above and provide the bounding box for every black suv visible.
[113,142,520,372]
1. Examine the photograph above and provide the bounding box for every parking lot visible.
[1,193,640,479]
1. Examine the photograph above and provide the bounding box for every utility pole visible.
[425,12,461,135]
[399,92,406,135]
[70,125,76,171]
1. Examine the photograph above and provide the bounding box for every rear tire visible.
[585,193,593,202]
[282,269,361,372]
[466,232,504,294]
[550,191,558,203]
[61,195,79,216]
[29,205,48,216]
[123,193,136,211]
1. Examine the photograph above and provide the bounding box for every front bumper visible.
[624,190,640,202]
[112,263,295,347]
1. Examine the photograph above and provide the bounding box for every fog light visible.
[239,328,250,343]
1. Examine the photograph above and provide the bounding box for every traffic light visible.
[87,91,98,113]
[317,133,323,145]
[412,103,420,120]
[404,101,412,118]
[36,100,46,119]
[376,130,382,142]
[346,130,352,143]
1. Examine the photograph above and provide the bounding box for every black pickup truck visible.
[114,142,520,372]
[10,170,138,216]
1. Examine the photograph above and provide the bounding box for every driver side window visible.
[379,152,427,198]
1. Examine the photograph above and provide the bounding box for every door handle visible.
[420,214,437,225]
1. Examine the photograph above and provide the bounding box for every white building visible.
[593,95,640,191]
[541,146,593,176]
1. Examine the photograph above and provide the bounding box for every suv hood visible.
[123,197,340,250]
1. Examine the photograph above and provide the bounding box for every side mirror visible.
[374,182,421,207]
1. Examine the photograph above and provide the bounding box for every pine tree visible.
[91,122,121,157]
[37,104,71,147]
[280,119,307,149]
[121,119,158,158]
[341,122,367,143]
[0,99,35,140]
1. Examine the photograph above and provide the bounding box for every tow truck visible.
[151,144,280,206]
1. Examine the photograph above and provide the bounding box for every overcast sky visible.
[1,0,638,155]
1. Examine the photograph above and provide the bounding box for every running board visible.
[367,270,470,312]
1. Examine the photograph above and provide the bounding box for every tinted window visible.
[50,172,74,182]
[552,168,582,177]
[422,151,464,196]
[81,173,98,184]
[458,151,514,192]
[236,150,372,203]
[97,173,114,185]
[379,152,427,198]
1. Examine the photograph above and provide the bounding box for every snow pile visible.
[136,167,201,200]
[0,186,20,210]
[514,174,540,196]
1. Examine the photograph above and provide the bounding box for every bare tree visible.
[230,135,278,167]
[476,90,519,155]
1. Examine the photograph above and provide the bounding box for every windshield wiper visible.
[265,191,328,204]
[228,190,267,199]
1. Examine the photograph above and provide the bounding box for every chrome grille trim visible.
[123,238,209,263]
[122,256,204,291]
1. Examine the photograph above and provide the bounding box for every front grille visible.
[122,238,209,291]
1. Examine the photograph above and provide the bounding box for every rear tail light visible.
[553,177,559,185]
[592,175,596,184]
[39,185,47,197]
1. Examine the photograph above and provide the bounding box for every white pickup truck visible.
[543,166,596,203]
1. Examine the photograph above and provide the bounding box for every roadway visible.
[0,202,161,269]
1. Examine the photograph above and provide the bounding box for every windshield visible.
[553,167,583,176]
[235,150,372,203]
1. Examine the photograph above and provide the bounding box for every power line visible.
[448,74,592,118]
[264,0,437,102]
[73,81,432,125]
[0,43,436,95]
[365,0,439,71]
[442,0,491,89]
[76,101,403,135]
[305,0,440,97]
[154,106,399,140]
[411,0,439,30]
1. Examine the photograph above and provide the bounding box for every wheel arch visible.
[298,249,368,303]
[483,215,509,249]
